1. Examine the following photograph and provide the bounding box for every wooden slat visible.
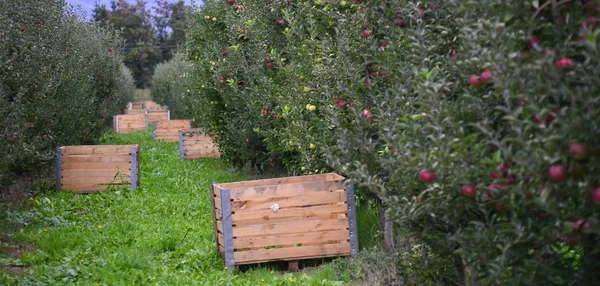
[154,120,192,129]
[216,220,224,233]
[231,190,346,213]
[61,162,132,170]
[61,145,136,155]
[185,152,220,159]
[232,218,348,238]
[184,144,217,151]
[60,170,132,178]
[61,184,127,193]
[125,109,146,114]
[214,197,222,210]
[61,177,129,185]
[215,173,342,190]
[234,230,349,249]
[229,180,345,201]
[61,156,131,163]
[232,203,347,225]
[234,242,351,264]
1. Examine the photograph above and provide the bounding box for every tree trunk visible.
[377,199,394,253]
[470,264,479,286]
[454,254,467,286]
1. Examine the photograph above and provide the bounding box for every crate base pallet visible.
[153,120,193,142]
[56,145,139,193]
[211,173,358,270]
[179,128,220,159]
[113,114,148,134]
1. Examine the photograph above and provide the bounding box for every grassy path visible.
[1,131,351,285]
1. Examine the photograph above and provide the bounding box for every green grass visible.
[0,130,380,285]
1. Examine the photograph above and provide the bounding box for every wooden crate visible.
[124,109,147,115]
[178,128,220,160]
[147,110,170,124]
[128,101,144,109]
[113,114,148,134]
[211,173,358,269]
[142,101,168,111]
[152,120,193,142]
[56,145,140,193]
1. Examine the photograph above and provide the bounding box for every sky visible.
[64,0,199,18]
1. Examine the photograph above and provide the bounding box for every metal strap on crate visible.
[56,148,62,192]
[178,130,184,160]
[346,184,359,256]
[221,189,235,270]
[131,146,138,190]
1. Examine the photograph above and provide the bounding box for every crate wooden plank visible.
[147,111,169,122]
[61,177,129,185]
[231,203,347,225]
[61,162,132,170]
[231,190,346,214]
[61,145,137,155]
[232,218,348,238]
[234,230,349,249]
[62,170,132,178]
[214,197,222,210]
[183,144,218,151]
[155,120,193,129]
[234,242,351,264]
[215,173,343,191]
[229,180,345,201]
[125,109,146,115]
[61,156,131,163]
[185,152,220,159]
[216,220,224,234]
[61,185,126,193]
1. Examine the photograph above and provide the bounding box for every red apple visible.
[222,50,227,55]
[265,62,273,69]
[592,187,600,204]
[20,26,25,32]
[419,169,435,183]
[43,134,48,139]
[545,113,556,125]
[362,29,371,37]
[573,219,591,233]
[528,36,541,51]
[469,75,480,87]
[490,171,499,179]
[219,76,225,81]
[337,100,346,108]
[462,185,476,197]
[278,19,285,25]
[234,4,240,11]
[35,19,41,25]
[263,57,271,63]
[363,110,370,118]
[556,57,574,69]
[549,164,566,181]
[227,0,234,5]
[569,143,588,160]
[245,138,250,144]
[109,47,113,52]
[479,70,492,84]
[533,114,541,123]
[499,163,509,176]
